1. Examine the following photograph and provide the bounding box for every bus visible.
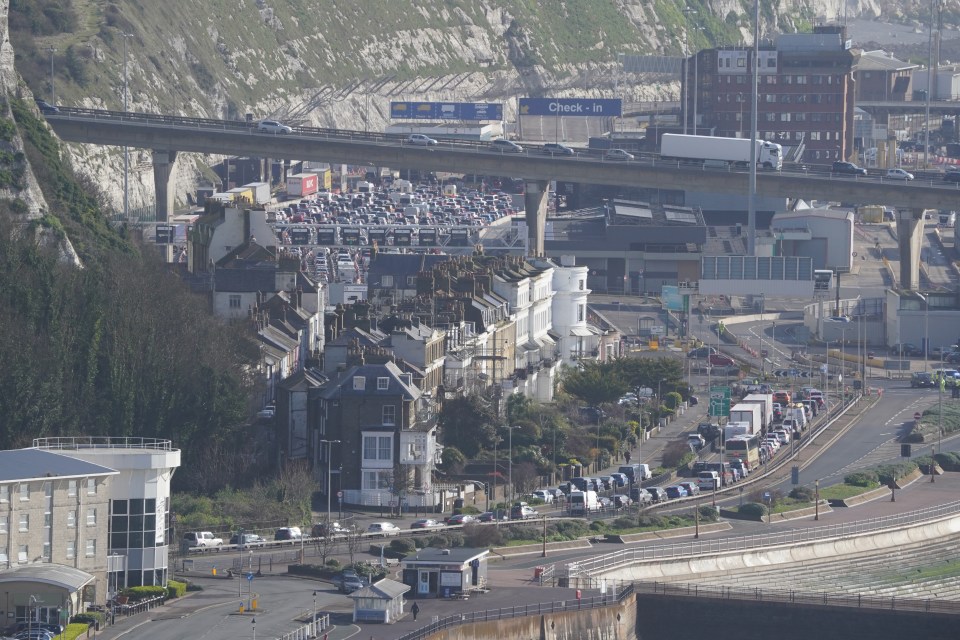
[725,434,761,471]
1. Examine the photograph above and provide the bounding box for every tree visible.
[438,446,466,475]
[561,363,628,407]
[438,395,497,457]
[511,461,538,495]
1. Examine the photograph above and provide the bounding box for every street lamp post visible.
[312,590,318,634]
[319,440,341,527]
[121,32,134,221]
[682,7,697,135]
[252,617,256,640]
[44,47,57,103]
[815,479,820,520]
[508,425,520,503]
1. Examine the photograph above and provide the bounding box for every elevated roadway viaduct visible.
[47,109,960,274]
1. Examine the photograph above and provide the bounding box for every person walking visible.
[411,602,420,621]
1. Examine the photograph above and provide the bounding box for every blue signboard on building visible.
[519,98,622,117]
[390,102,503,121]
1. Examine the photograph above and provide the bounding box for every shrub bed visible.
[122,586,166,602]
[166,580,187,599]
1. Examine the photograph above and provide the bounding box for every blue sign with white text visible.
[519,98,622,117]
[390,102,503,121]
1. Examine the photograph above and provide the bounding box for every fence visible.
[275,614,330,640]
[633,581,960,616]
[395,584,634,640]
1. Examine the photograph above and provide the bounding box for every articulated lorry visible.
[660,134,783,170]
[740,393,774,433]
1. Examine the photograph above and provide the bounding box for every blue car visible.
[664,485,689,499]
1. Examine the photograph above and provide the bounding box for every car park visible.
[406,134,438,146]
[257,119,292,134]
[410,518,443,529]
[542,142,575,156]
[367,522,401,536]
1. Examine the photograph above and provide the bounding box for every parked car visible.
[230,532,265,546]
[410,519,444,529]
[311,522,349,537]
[645,487,669,503]
[885,168,914,181]
[274,527,303,541]
[604,148,635,161]
[338,573,365,594]
[510,504,539,520]
[531,489,555,504]
[183,531,223,548]
[664,485,689,499]
[366,522,401,536]
[630,487,653,505]
[445,514,477,525]
[257,119,292,134]
[612,494,633,508]
[406,134,438,146]
[890,342,922,357]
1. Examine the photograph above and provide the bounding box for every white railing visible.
[562,499,960,577]
[34,436,174,451]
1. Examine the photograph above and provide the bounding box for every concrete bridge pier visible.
[524,179,549,257]
[152,150,178,223]
[895,208,925,290]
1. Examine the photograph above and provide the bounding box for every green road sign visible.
[709,386,731,417]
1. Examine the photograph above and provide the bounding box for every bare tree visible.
[344,525,363,567]
[512,462,538,496]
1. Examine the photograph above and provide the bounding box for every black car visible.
[944,169,960,183]
[911,372,936,388]
[890,343,923,357]
[832,161,867,176]
[34,99,59,115]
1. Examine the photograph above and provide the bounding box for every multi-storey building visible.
[687,25,856,164]
[0,439,180,625]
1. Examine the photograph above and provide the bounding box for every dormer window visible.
[377,377,389,390]
[353,376,366,390]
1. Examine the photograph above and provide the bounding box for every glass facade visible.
[109,497,165,587]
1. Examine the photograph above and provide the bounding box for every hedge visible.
[122,586,166,601]
[875,462,918,486]
[71,612,104,627]
[844,471,879,487]
[166,580,187,599]
[739,502,768,518]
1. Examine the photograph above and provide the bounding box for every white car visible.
[257,119,292,134]
[531,490,555,504]
[885,168,914,181]
[366,522,401,536]
[183,531,223,548]
[604,148,635,161]
[406,134,438,146]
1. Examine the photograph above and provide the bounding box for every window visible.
[377,377,389,391]
[66,541,75,560]
[765,113,776,122]
[19,483,29,502]
[382,405,396,425]
[577,305,585,322]
[0,485,8,503]
[363,435,392,460]
[353,376,366,391]
[0,551,7,563]
[85,539,96,557]
[765,94,775,103]
[362,470,391,490]
[67,510,76,528]
[18,545,27,563]
[578,279,584,290]
[229,295,241,309]
[87,508,97,526]
[381,275,393,287]
[18,514,28,532]
[406,276,416,286]
[0,516,7,534]
[43,481,52,498]
[42,542,51,561]
[68,480,77,497]
[780,113,791,122]
[86,479,97,496]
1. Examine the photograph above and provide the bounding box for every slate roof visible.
[321,361,420,401]
[0,449,118,483]
[401,547,489,565]
[348,577,411,601]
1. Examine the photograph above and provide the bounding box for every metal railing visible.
[634,581,960,615]
[562,499,960,577]
[33,436,174,451]
[274,614,330,640]
[395,584,634,640]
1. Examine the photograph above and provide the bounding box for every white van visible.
[696,471,720,490]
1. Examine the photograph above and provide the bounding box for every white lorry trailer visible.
[740,393,774,433]
[661,134,783,170]
[728,403,762,435]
